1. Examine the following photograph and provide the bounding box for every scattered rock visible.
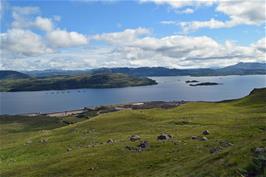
[191,136,198,140]
[129,135,141,142]
[40,139,48,143]
[126,141,150,152]
[219,140,233,148]
[254,147,266,154]
[202,130,210,135]
[138,141,149,150]
[157,133,172,140]
[200,136,208,141]
[107,139,114,144]
[88,167,95,171]
[67,148,72,152]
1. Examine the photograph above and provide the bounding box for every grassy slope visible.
[0,88,265,177]
[0,73,157,92]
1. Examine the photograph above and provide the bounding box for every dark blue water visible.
[1,75,265,115]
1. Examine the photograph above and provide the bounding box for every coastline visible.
[18,100,186,117]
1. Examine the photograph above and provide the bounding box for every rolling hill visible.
[0,88,265,177]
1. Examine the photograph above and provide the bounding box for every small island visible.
[0,72,157,92]
[185,80,199,83]
[189,82,220,86]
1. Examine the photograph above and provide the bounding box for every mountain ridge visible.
[1,62,265,77]
[26,62,266,77]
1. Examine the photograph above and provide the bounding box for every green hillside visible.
[0,88,265,177]
[0,73,157,92]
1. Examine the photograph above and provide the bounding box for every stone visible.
[191,136,198,140]
[138,141,149,149]
[202,130,210,135]
[157,133,172,140]
[129,135,141,142]
[107,139,114,144]
[40,139,48,143]
[67,148,72,152]
[254,147,265,154]
[201,136,208,141]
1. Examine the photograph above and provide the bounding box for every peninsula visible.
[0,72,157,92]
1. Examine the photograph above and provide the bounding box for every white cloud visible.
[2,26,265,70]
[11,6,40,29]
[148,0,265,31]
[180,18,229,32]
[10,29,258,70]
[1,3,265,70]
[160,20,177,25]
[180,1,266,32]
[12,6,40,16]
[0,28,53,58]
[11,6,55,32]
[46,29,88,48]
[94,29,265,68]
[1,5,90,67]
[216,1,266,25]
[93,27,151,45]
[140,0,215,8]
[34,16,53,32]
[252,37,266,53]
[176,8,194,14]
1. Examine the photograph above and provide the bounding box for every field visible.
[0,88,265,177]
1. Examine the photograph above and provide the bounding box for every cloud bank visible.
[1,1,265,70]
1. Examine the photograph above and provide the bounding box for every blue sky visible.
[1,0,265,70]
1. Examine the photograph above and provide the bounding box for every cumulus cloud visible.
[127,35,263,64]
[1,3,265,70]
[152,1,266,31]
[180,1,266,32]
[1,5,89,62]
[2,33,265,70]
[2,25,265,70]
[46,29,88,48]
[34,16,53,32]
[252,37,266,53]
[93,27,151,45]
[0,28,53,58]
[11,6,55,32]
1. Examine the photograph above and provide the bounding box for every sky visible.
[0,0,265,70]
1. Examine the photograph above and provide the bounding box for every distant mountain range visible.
[21,62,266,77]
[0,70,31,80]
[0,62,265,79]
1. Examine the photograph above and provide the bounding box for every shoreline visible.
[14,100,187,117]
